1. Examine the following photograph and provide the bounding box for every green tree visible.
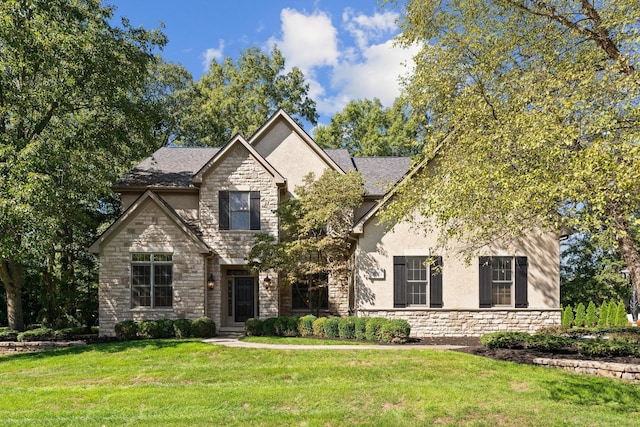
[615,300,629,326]
[598,301,609,327]
[177,46,317,146]
[0,0,167,330]
[314,98,423,156]
[387,1,640,301]
[248,170,365,314]
[561,305,574,328]
[585,301,597,327]
[574,303,586,328]
[607,300,617,327]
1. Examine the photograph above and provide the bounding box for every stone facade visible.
[357,309,561,337]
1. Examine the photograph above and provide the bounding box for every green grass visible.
[241,336,372,345]
[0,340,638,426]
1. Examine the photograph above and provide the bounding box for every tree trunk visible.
[0,259,25,331]
[610,204,640,303]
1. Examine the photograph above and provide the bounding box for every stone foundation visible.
[356,309,561,337]
[534,358,640,382]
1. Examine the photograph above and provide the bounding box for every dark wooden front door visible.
[234,277,255,323]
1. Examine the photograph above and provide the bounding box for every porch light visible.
[207,274,216,289]
[263,276,272,289]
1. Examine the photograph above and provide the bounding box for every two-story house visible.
[89,110,561,336]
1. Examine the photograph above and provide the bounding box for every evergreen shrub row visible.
[561,300,629,328]
[244,316,411,344]
[114,317,216,341]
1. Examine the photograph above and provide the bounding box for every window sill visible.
[130,307,174,312]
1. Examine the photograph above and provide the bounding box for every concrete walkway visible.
[203,335,465,350]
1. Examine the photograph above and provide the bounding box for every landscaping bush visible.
[598,301,609,326]
[298,315,316,337]
[0,327,18,342]
[576,339,636,357]
[354,317,368,341]
[615,300,628,326]
[607,300,617,327]
[365,317,387,342]
[262,317,278,336]
[525,334,573,352]
[286,316,300,337]
[561,305,574,328]
[273,316,299,336]
[244,318,263,336]
[54,326,89,340]
[574,303,586,328]
[324,317,340,338]
[338,317,357,340]
[379,319,411,344]
[17,327,55,342]
[480,331,530,349]
[191,317,216,338]
[138,320,160,339]
[585,301,597,327]
[114,320,139,341]
[155,319,175,338]
[173,319,192,338]
[312,317,326,337]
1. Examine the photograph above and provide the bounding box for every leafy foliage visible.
[191,317,216,338]
[574,303,586,328]
[585,301,598,327]
[561,305,574,328]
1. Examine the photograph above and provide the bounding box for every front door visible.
[234,277,255,323]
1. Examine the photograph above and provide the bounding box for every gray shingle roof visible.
[115,147,220,188]
[116,146,412,196]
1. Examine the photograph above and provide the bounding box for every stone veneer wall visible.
[98,200,206,336]
[357,309,561,337]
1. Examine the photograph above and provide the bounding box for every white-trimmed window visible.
[491,257,513,306]
[131,253,173,308]
[393,256,443,308]
[219,191,260,230]
[406,257,428,305]
[479,256,528,308]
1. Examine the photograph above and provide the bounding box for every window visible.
[219,191,260,230]
[292,275,329,311]
[479,256,528,308]
[393,256,443,308]
[131,253,173,308]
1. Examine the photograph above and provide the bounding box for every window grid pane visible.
[230,192,250,230]
[491,257,512,306]
[131,254,173,308]
[406,256,428,306]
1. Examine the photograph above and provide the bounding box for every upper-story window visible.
[219,191,260,230]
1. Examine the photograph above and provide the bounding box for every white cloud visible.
[268,8,339,73]
[342,8,399,51]
[202,39,225,72]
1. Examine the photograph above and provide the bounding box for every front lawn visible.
[0,340,638,426]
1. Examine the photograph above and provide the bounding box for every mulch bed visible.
[409,336,640,366]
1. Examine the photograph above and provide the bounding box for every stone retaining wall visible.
[357,309,561,337]
[534,358,640,382]
[0,341,86,355]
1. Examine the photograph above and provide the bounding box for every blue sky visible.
[106,0,419,126]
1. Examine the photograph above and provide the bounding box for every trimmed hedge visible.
[17,327,55,342]
[192,317,216,338]
[173,319,192,339]
[365,318,387,342]
[114,318,216,341]
[354,317,368,341]
[244,318,263,336]
[338,317,357,340]
[379,319,411,344]
[298,315,316,337]
[324,318,340,338]
[114,320,139,341]
[312,317,326,337]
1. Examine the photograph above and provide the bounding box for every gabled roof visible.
[352,157,413,196]
[249,109,345,173]
[324,149,355,173]
[115,147,220,189]
[88,190,212,255]
[191,134,285,185]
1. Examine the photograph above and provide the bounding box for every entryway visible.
[234,277,255,323]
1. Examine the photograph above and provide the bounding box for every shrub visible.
[338,317,357,340]
[598,301,609,326]
[312,317,327,337]
[138,320,159,339]
[262,317,278,336]
[480,331,530,349]
[114,320,139,341]
[273,316,299,337]
[585,301,597,327]
[0,327,18,342]
[561,305,574,328]
[54,326,89,340]
[574,303,586,328]
[576,339,636,357]
[365,318,387,342]
[173,319,192,338]
[191,317,216,338]
[354,317,368,341]
[615,300,628,326]
[379,319,411,344]
[525,334,572,352]
[244,318,263,336]
[298,315,316,337]
[17,327,55,342]
[607,300,617,327]
[324,317,340,338]
[285,316,300,337]
[155,319,175,338]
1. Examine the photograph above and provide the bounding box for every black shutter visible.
[393,256,406,308]
[479,256,492,308]
[515,256,528,308]
[250,191,260,230]
[219,191,230,230]
[429,256,443,308]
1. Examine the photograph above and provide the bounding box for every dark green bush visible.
[115,320,139,340]
[244,318,263,336]
[365,318,387,342]
[173,319,192,338]
[155,319,175,338]
[379,319,411,344]
[338,317,357,340]
[354,317,368,341]
[298,315,316,337]
[525,334,573,352]
[585,301,598,327]
[272,316,298,336]
[0,327,18,342]
[191,317,216,338]
[285,316,300,337]
[17,327,55,342]
[324,317,340,338]
[312,317,326,337]
[576,339,636,357]
[54,326,89,340]
[138,320,160,339]
[480,331,530,349]
[262,317,277,336]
